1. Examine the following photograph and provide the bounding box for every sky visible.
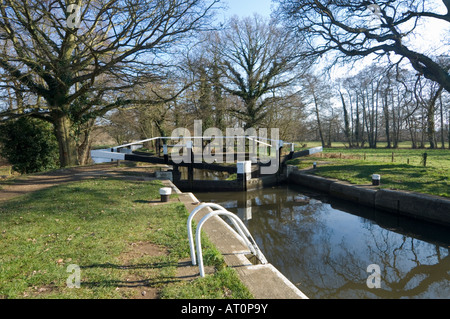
[215,0,448,80]
[217,0,448,48]
[218,0,273,20]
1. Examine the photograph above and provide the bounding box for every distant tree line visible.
[307,63,449,149]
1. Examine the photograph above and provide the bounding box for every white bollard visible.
[237,161,252,181]
[372,174,381,186]
[159,187,172,202]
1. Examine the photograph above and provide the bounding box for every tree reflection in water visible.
[196,184,450,299]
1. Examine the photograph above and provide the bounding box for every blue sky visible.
[214,0,448,72]
[219,0,273,19]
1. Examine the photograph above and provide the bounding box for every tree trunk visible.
[383,92,391,148]
[53,114,79,167]
[355,95,360,147]
[77,119,95,166]
[327,118,332,147]
[407,118,417,149]
[391,94,398,149]
[212,60,226,132]
[362,94,375,148]
[77,136,92,166]
[347,90,355,147]
[426,85,444,149]
[426,105,436,149]
[420,107,426,148]
[313,94,325,148]
[374,87,379,148]
[242,98,260,130]
[340,92,352,147]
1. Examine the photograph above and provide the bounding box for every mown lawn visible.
[288,143,449,198]
[0,178,252,299]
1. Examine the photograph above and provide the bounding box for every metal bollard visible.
[372,174,381,186]
[159,187,172,202]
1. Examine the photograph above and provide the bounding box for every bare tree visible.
[275,0,450,93]
[438,92,450,149]
[414,76,444,148]
[0,0,218,167]
[339,90,353,147]
[301,73,333,148]
[210,14,309,129]
[184,45,224,131]
[104,109,140,146]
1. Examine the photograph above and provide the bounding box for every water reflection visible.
[196,184,450,299]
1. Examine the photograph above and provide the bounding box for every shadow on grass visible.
[80,260,190,288]
[81,277,180,289]
[81,261,178,270]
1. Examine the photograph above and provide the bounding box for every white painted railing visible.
[91,136,279,162]
[187,203,268,277]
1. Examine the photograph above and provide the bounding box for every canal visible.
[195,183,450,299]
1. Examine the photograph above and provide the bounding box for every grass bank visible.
[288,143,449,198]
[0,178,252,299]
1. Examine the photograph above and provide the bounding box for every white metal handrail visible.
[188,204,268,277]
[187,203,230,265]
[111,136,279,151]
[188,203,257,265]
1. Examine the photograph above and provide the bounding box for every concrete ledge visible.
[330,182,361,202]
[177,191,308,299]
[289,170,450,227]
[358,187,377,207]
[174,174,285,192]
[375,189,450,225]
[234,264,308,299]
[288,171,335,193]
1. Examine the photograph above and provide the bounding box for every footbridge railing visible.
[90,136,321,168]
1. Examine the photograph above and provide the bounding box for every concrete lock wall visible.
[172,160,284,192]
[375,189,450,225]
[174,174,283,192]
[288,168,450,227]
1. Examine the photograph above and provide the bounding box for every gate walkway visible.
[91,136,322,192]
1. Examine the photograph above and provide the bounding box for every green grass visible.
[0,178,252,299]
[288,142,449,198]
[161,267,251,299]
[296,140,449,150]
[0,166,11,176]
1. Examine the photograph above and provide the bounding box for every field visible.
[288,142,449,198]
[0,178,252,299]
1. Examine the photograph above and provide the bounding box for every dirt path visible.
[0,163,157,202]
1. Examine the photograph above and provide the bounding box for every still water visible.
[195,184,450,299]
